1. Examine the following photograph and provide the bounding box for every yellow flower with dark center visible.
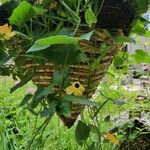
[0,24,16,40]
[66,81,85,96]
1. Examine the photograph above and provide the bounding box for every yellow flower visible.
[66,81,85,96]
[0,24,16,40]
[104,133,119,145]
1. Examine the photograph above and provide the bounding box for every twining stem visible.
[92,97,113,120]
[96,0,105,16]
[26,106,51,150]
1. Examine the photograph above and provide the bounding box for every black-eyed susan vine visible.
[0,0,149,149]
[0,23,15,40]
[66,82,85,96]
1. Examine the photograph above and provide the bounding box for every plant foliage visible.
[0,0,150,149]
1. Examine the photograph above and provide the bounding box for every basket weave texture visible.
[24,28,123,128]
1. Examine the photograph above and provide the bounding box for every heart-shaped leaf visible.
[85,7,97,26]
[75,121,90,144]
[9,1,45,26]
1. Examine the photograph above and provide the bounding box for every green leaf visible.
[40,100,57,117]
[113,56,124,67]
[131,21,146,35]
[53,67,70,87]
[89,124,98,134]
[100,122,110,133]
[26,43,49,53]
[33,84,54,100]
[144,31,150,37]
[113,36,135,43]
[42,83,55,97]
[80,31,93,41]
[37,35,80,46]
[59,100,72,117]
[19,94,33,107]
[27,35,80,53]
[75,121,90,144]
[29,44,87,65]
[9,1,45,26]
[63,95,100,107]
[29,84,54,109]
[29,87,45,108]
[85,7,97,26]
[132,49,150,63]
[32,87,45,101]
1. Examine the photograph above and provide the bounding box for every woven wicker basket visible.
[24,28,123,128]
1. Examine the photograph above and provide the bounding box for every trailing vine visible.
[0,0,149,149]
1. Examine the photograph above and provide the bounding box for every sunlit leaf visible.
[37,35,80,46]
[132,49,150,63]
[85,7,97,26]
[113,56,124,67]
[9,1,45,26]
[27,35,80,53]
[26,43,49,53]
[131,21,146,35]
[101,122,110,133]
[144,31,150,37]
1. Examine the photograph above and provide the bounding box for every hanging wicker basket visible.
[24,28,123,128]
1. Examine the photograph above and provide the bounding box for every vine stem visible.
[73,19,81,35]
[96,0,105,16]
[26,110,51,150]
[91,98,113,120]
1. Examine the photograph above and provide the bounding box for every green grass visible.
[0,77,83,150]
[0,73,148,150]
